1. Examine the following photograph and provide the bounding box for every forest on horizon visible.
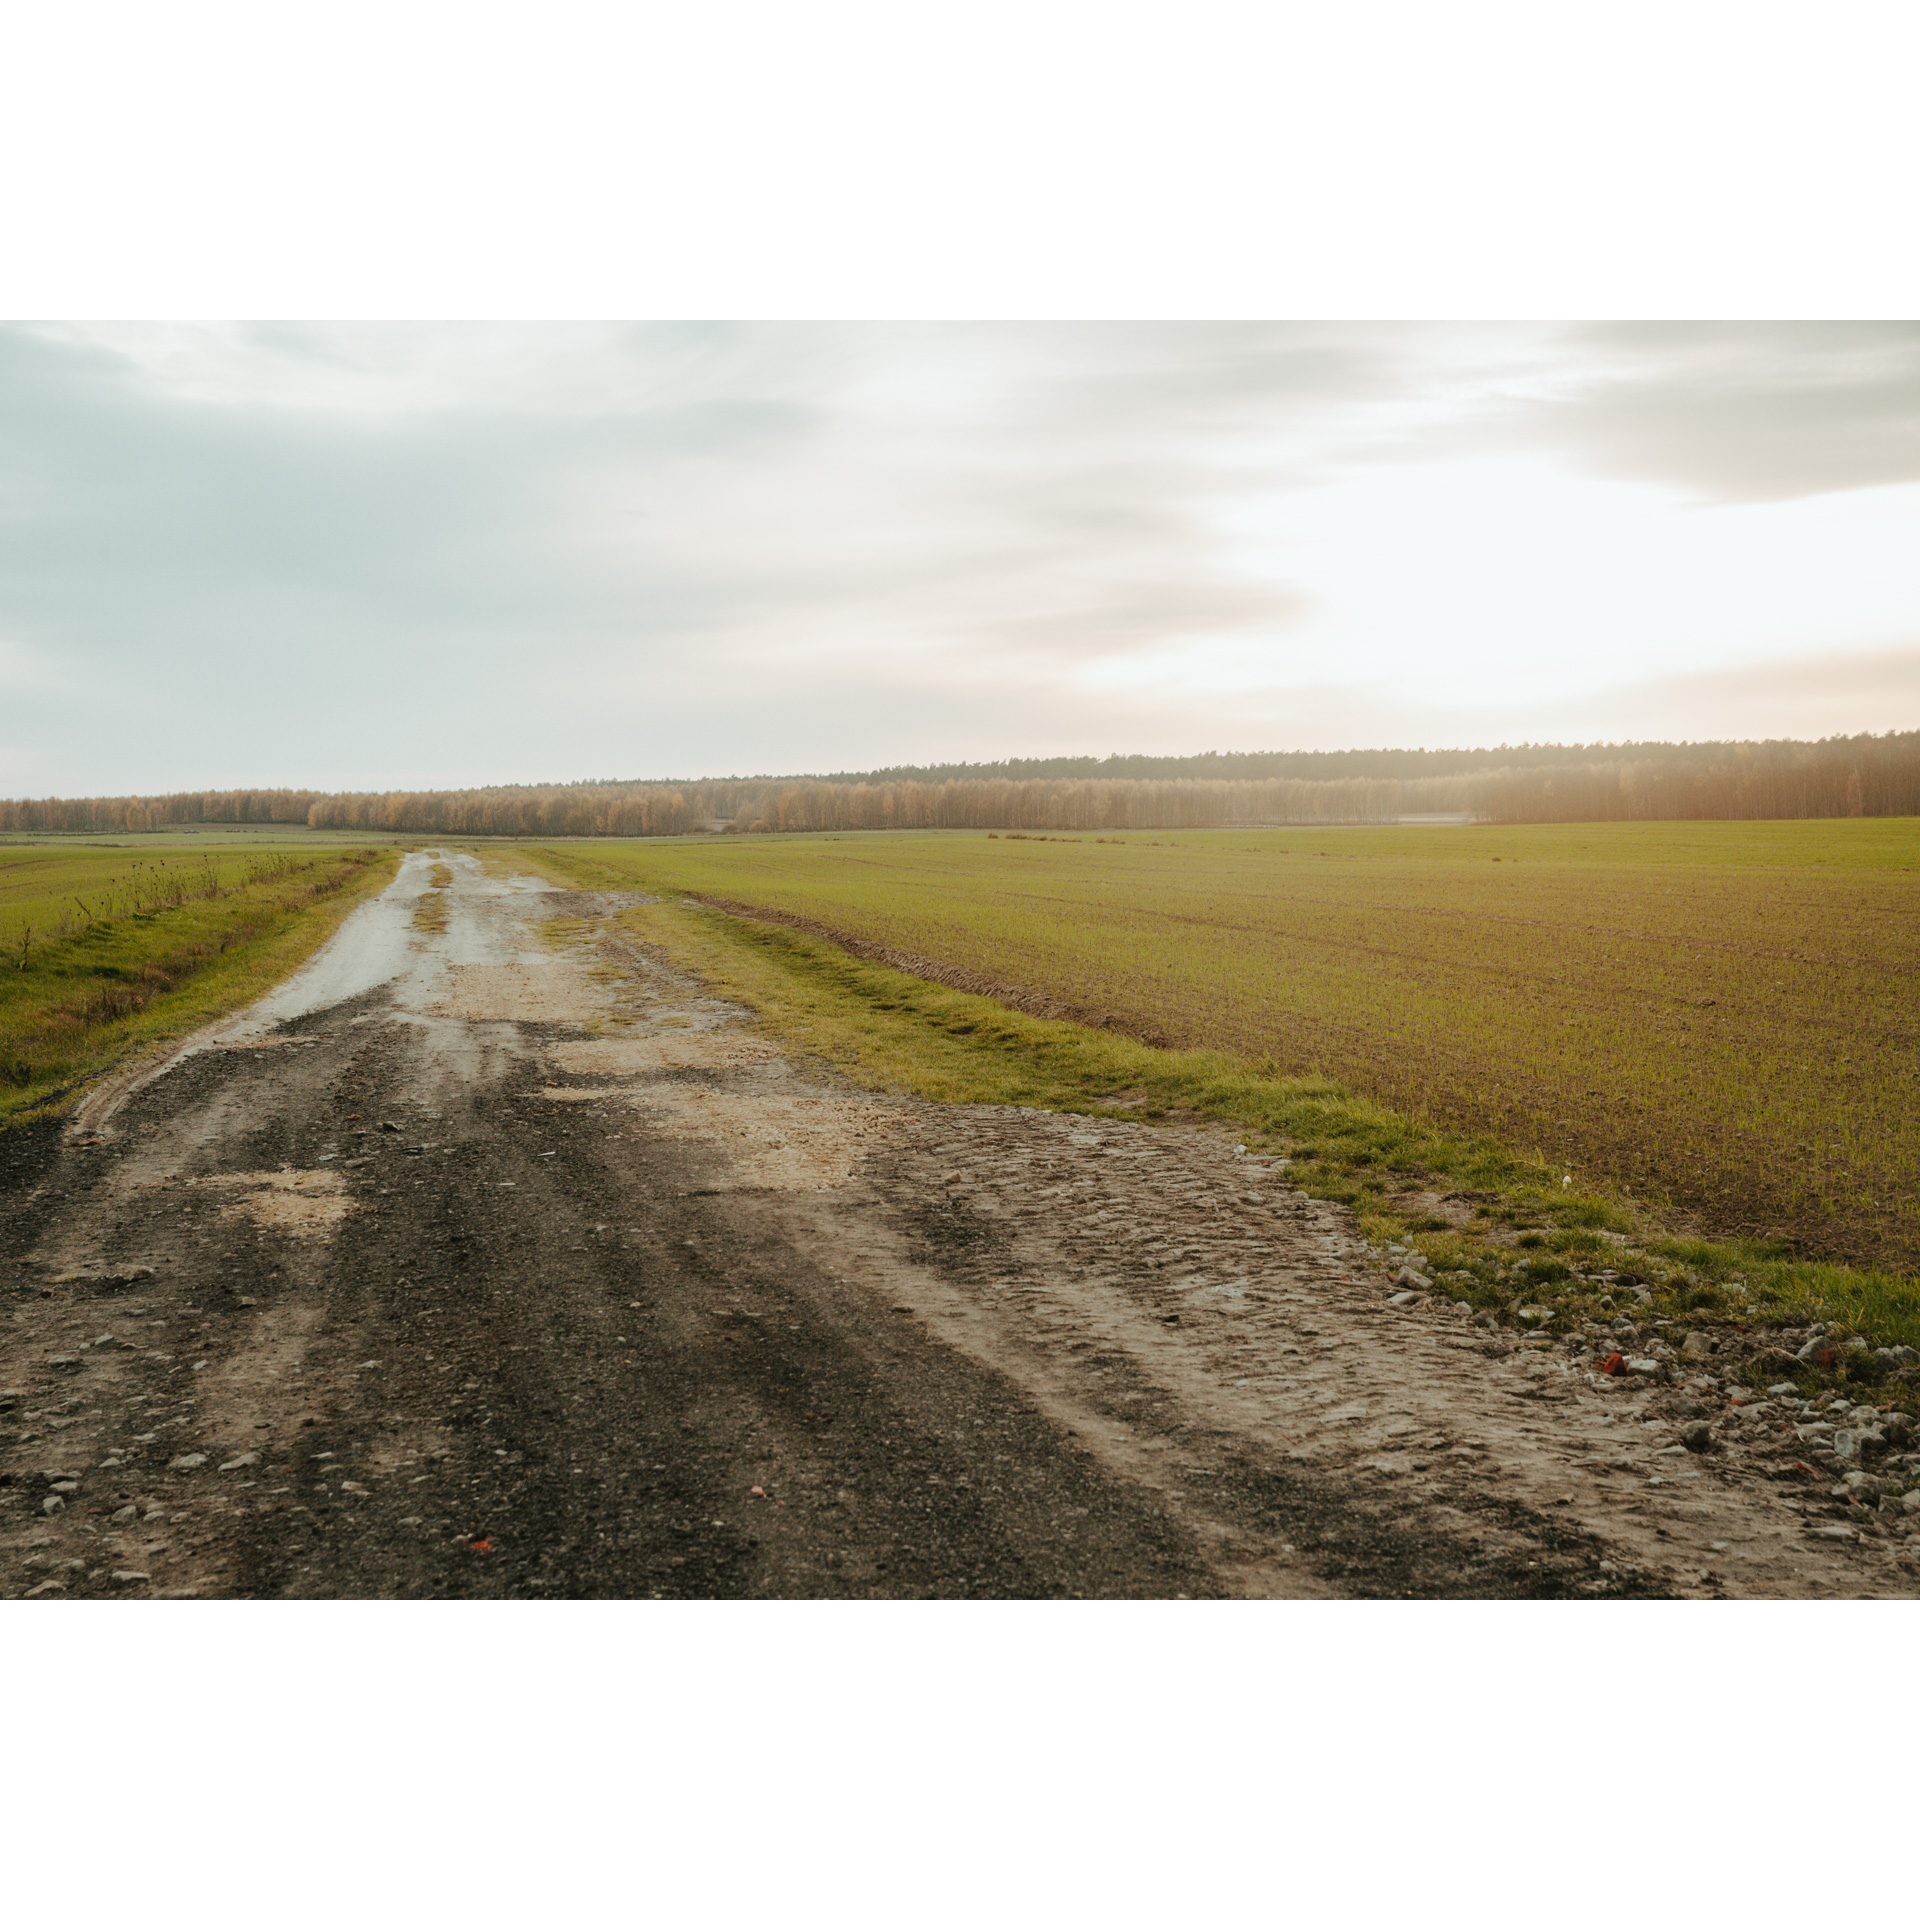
[5,730,1916,838]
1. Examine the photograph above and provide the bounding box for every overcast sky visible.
[4,320,1917,795]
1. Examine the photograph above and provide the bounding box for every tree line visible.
[819,739,1837,785]
[1470,731,1920,823]
[4,731,1914,837]
[0,787,329,834]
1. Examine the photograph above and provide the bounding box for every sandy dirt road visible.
[3,851,1912,1599]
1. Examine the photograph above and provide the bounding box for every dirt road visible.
[4,851,1912,1598]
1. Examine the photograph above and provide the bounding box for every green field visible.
[2,844,331,956]
[536,820,1920,1277]
[0,838,398,1123]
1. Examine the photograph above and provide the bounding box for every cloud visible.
[1515,322,1920,503]
[6,323,1356,784]
[3,321,1918,792]
[1540,638,1920,741]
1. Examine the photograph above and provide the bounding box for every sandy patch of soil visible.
[545,1032,781,1075]
[197,1169,352,1240]
[540,1012,898,1187]
[626,1085,913,1190]
[425,963,613,1024]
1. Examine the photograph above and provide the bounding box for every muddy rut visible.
[3,851,1911,1599]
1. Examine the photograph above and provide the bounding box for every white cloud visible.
[3,321,1918,795]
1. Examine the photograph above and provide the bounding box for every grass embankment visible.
[0,841,399,1125]
[1,845,315,955]
[513,834,1920,1402]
